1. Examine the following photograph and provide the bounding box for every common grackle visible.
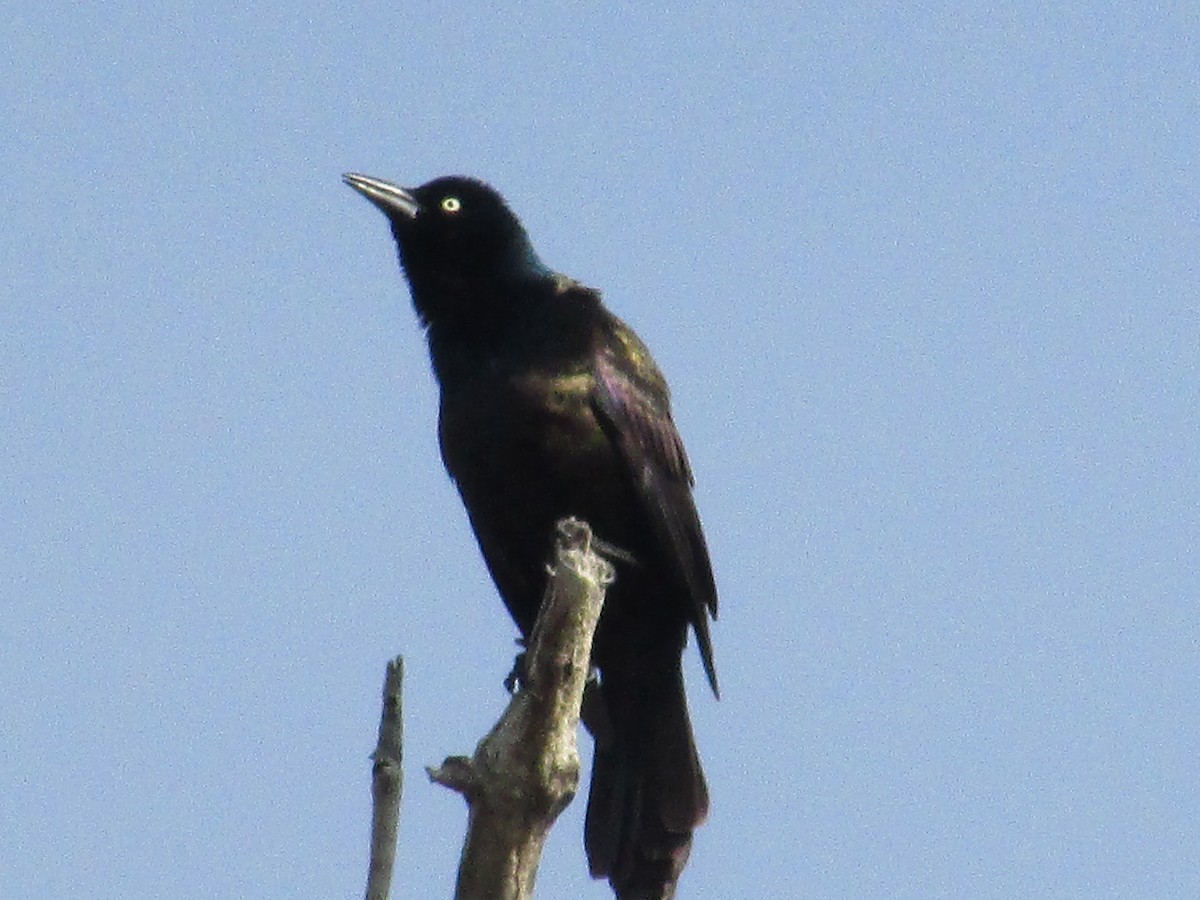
[344,172,718,899]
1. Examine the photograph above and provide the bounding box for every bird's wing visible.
[591,336,719,696]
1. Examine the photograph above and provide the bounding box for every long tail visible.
[584,662,708,899]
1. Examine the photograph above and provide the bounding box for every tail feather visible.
[584,664,707,899]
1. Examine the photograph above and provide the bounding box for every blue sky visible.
[3,3,1197,898]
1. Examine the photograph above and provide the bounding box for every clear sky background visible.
[3,3,1197,898]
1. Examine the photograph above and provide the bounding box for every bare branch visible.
[365,656,405,900]
[429,518,614,900]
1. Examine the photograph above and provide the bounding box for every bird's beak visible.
[342,173,419,220]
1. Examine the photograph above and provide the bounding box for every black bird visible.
[344,172,718,899]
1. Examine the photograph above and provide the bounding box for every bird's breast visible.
[438,369,608,481]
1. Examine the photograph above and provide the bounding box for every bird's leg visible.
[579,673,613,746]
[503,639,530,694]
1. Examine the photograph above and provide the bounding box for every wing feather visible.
[592,344,719,696]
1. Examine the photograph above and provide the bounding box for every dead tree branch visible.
[365,656,405,900]
[429,518,614,900]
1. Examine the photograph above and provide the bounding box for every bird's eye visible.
[441,196,462,213]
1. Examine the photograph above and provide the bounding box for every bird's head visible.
[343,174,550,312]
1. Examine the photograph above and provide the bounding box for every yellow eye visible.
[441,196,462,213]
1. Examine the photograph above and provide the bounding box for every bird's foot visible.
[503,647,529,694]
